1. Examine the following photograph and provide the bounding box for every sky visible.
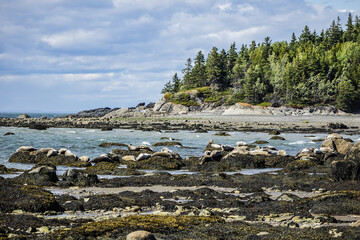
[0,0,359,113]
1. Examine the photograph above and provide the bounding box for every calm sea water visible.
[0,112,70,118]
[1,126,359,172]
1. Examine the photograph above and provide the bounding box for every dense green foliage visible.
[161,14,360,112]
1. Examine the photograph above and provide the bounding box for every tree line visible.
[161,14,360,112]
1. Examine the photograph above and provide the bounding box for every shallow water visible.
[1,126,359,171]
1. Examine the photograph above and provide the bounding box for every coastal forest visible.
[161,14,360,112]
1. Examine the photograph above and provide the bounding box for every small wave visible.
[288,141,305,145]
[67,131,76,134]
[142,141,151,146]
[196,135,200,138]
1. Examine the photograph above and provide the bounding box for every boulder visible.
[99,142,128,148]
[9,150,90,167]
[284,160,315,172]
[0,178,63,213]
[269,130,281,135]
[333,138,353,155]
[14,166,58,186]
[4,132,14,136]
[345,142,360,161]
[126,230,156,240]
[127,154,184,170]
[152,141,183,147]
[331,160,360,181]
[61,169,99,187]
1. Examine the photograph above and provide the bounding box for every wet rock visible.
[99,142,128,148]
[277,193,300,202]
[214,132,231,136]
[4,132,14,136]
[101,127,113,131]
[29,124,47,130]
[345,142,360,161]
[285,160,315,172]
[253,140,269,144]
[0,178,63,213]
[0,164,21,174]
[331,160,360,181]
[269,130,281,135]
[270,136,285,140]
[13,166,58,186]
[327,123,348,129]
[306,191,360,215]
[127,154,184,170]
[61,169,99,187]
[126,230,156,240]
[9,150,90,167]
[152,141,183,147]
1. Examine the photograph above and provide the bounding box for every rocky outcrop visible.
[9,147,91,167]
[0,178,63,213]
[67,107,116,118]
[61,169,99,187]
[13,166,58,186]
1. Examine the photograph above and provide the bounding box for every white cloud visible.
[41,29,108,49]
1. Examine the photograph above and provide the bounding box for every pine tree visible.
[190,51,206,88]
[181,58,193,89]
[344,12,354,42]
[206,47,222,90]
[299,25,312,44]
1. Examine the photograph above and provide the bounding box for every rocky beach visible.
[1,106,360,239]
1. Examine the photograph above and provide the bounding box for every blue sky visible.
[0,0,359,113]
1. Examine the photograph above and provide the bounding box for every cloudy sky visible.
[0,0,359,113]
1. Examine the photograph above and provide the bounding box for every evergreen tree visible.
[299,25,312,44]
[181,58,193,89]
[206,47,222,90]
[344,12,354,42]
[190,51,206,88]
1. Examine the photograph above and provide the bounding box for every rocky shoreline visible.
[1,130,360,239]
[1,114,359,135]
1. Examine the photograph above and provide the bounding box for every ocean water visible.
[0,112,70,118]
[1,126,359,172]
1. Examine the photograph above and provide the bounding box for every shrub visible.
[257,102,271,107]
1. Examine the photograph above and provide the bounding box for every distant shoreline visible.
[1,113,359,134]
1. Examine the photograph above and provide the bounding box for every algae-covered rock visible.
[99,142,128,148]
[153,141,183,147]
[13,166,58,186]
[127,155,184,170]
[0,179,63,213]
[345,142,360,161]
[61,169,99,187]
[270,136,286,140]
[9,150,90,167]
[285,160,316,172]
[331,160,360,181]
